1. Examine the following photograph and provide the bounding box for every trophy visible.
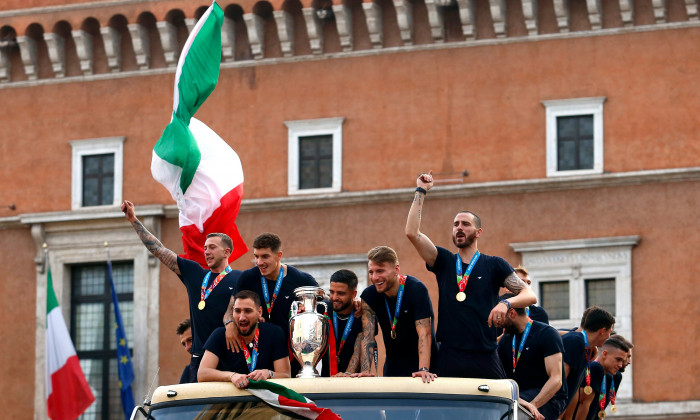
[289,286,329,378]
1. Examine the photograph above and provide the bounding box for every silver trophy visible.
[289,286,329,378]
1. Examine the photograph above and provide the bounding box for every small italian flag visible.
[46,264,95,419]
[151,0,248,268]
[248,380,342,420]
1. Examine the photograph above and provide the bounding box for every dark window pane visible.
[82,153,115,206]
[110,301,134,350]
[556,115,594,171]
[298,135,333,190]
[79,358,102,420]
[74,303,105,351]
[585,278,616,316]
[540,281,569,320]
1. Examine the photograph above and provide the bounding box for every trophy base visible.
[296,365,320,378]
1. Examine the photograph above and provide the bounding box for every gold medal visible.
[456,292,466,301]
[198,300,206,310]
[391,330,397,339]
[611,405,617,413]
[598,410,606,418]
[584,386,593,395]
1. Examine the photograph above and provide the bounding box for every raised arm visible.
[405,171,438,266]
[411,317,437,383]
[121,200,180,275]
[530,352,563,409]
[489,272,537,327]
[359,301,377,375]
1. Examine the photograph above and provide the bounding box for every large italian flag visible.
[151,0,248,268]
[248,380,342,420]
[46,265,95,420]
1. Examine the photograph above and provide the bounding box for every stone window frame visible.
[285,118,344,195]
[70,137,125,210]
[542,97,606,177]
[511,235,639,400]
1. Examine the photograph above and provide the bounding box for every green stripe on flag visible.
[46,266,59,316]
[248,380,308,404]
[153,1,224,195]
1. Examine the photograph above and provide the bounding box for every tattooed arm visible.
[488,272,537,327]
[359,301,377,375]
[405,171,438,266]
[121,200,180,275]
[412,317,437,383]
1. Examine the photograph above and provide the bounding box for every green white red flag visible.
[151,0,247,268]
[45,263,95,419]
[247,380,342,420]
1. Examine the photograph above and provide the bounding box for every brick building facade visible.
[0,0,698,418]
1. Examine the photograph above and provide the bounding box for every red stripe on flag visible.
[180,183,248,268]
[47,355,95,420]
[277,396,343,420]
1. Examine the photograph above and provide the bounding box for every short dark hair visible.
[579,306,595,328]
[582,306,615,332]
[175,318,191,335]
[235,290,261,308]
[253,233,282,253]
[603,335,630,353]
[514,266,529,277]
[206,232,233,251]
[330,269,358,290]
[368,246,399,266]
[609,333,634,350]
[457,211,482,229]
[499,293,526,315]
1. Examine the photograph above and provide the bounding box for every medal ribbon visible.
[200,266,232,304]
[239,327,260,372]
[582,331,592,389]
[598,374,609,412]
[332,311,355,356]
[456,251,480,294]
[384,275,407,337]
[512,317,533,372]
[609,386,616,410]
[260,266,285,317]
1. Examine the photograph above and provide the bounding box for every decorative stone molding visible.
[363,2,384,48]
[43,32,66,77]
[274,10,295,57]
[71,29,94,75]
[457,0,476,39]
[394,0,414,45]
[156,20,178,66]
[490,0,506,37]
[302,8,323,54]
[333,4,354,51]
[520,0,537,35]
[620,0,634,26]
[221,16,236,61]
[0,47,9,81]
[100,25,122,72]
[127,22,150,69]
[585,0,601,30]
[424,0,444,43]
[243,12,264,59]
[16,35,38,80]
[552,0,569,32]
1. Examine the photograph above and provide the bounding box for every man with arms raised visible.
[405,171,537,379]
[329,269,373,375]
[122,200,241,381]
[560,307,615,419]
[497,294,567,420]
[359,246,438,382]
[224,233,318,375]
[199,290,291,388]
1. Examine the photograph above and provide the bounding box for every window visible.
[71,137,125,209]
[71,261,133,420]
[511,236,638,399]
[285,118,344,195]
[542,97,605,177]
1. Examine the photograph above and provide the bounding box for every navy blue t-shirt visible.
[203,323,289,373]
[562,331,591,404]
[332,312,364,373]
[234,265,318,340]
[428,247,514,351]
[177,257,241,355]
[584,361,621,420]
[361,275,437,376]
[528,305,550,324]
[497,321,568,402]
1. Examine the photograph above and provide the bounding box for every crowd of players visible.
[122,171,632,420]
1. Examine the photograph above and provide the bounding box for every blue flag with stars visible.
[107,259,135,419]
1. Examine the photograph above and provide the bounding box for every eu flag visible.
[107,259,135,419]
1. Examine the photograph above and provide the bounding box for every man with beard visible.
[405,171,537,379]
[198,290,291,388]
[359,246,438,382]
[572,335,630,420]
[224,233,318,375]
[122,200,242,382]
[497,294,567,420]
[328,269,374,375]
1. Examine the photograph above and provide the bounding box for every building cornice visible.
[1,167,698,229]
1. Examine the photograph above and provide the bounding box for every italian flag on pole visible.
[151,0,247,267]
[247,380,342,420]
[46,264,95,420]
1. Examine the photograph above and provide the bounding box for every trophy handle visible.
[317,301,328,315]
[291,300,300,316]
